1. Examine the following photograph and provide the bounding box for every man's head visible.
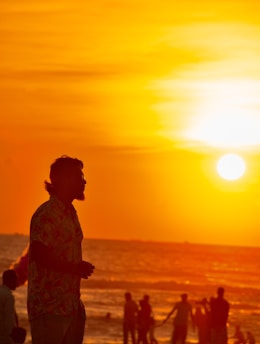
[2,270,17,290]
[125,292,132,301]
[45,156,86,202]
[181,293,188,302]
[217,287,225,298]
[143,294,150,303]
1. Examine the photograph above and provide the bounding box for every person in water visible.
[161,293,195,344]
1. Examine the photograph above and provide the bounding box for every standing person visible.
[123,292,138,344]
[0,269,17,344]
[194,306,209,344]
[209,287,230,344]
[137,294,152,344]
[27,156,95,344]
[161,293,195,344]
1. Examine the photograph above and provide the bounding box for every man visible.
[0,270,17,344]
[162,293,195,344]
[210,287,230,344]
[137,294,153,344]
[27,156,95,344]
[123,292,138,344]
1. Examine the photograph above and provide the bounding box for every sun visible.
[217,154,246,180]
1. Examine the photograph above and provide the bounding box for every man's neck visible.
[53,192,73,206]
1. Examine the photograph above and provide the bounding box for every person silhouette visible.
[123,292,138,344]
[0,269,26,344]
[161,293,195,344]
[137,295,152,344]
[0,269,18,344]
[209,287,230,344]
[27,156,95,344]
[194,306,209,344]
[233,325,246,344]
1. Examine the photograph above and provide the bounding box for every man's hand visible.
[77,261,95,279]
[30,241,95,278]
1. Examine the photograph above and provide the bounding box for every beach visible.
[0,234,260,343]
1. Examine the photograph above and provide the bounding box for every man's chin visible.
[76,193,85,201]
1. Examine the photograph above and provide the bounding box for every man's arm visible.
[30,240,94,279]
[160,305,176,325]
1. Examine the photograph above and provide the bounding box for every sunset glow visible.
[184,80,260,148]
[1,0,260,247]
[217,154,246,181]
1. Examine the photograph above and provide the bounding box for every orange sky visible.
[1,0,260,246]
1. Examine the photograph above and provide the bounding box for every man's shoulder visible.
[224,299,230,307]
[31,198,59,220]
[0,285,13,299]
[127,299,137,306]
[32,199,51,214]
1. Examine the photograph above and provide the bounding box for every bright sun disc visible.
[217,154,246,180]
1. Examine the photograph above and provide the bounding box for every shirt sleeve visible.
[30,205,57,248]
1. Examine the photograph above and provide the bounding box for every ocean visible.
[0,234,260,344]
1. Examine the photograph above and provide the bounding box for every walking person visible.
[209,287,230,344]
[123,292,138,344]
[194,306,209,344]
[137,295,152,344]
[161,293,195,344]
[27,156,95,344]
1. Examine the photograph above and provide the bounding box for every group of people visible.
[123,292,157,344]
[193,287,230,344]
[123,287,255,344]
[194,289,255,344]
[123,291,196,344]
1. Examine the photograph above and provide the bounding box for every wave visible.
[83,278,260,294]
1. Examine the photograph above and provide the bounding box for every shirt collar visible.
[49,194,77,216]
[1,284,12,293]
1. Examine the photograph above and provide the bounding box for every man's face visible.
[67,167,87,201]
[10,276,17,290]
[7,274,17,291]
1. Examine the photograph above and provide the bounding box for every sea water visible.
[0,234,260,344]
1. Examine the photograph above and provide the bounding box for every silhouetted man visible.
[137,294,152,344]
[210,287,230,344]
[123,292,138,344]
[162,293,195,344]
[27,156,95,344]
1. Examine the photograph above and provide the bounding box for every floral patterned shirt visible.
[27,195,83,320]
